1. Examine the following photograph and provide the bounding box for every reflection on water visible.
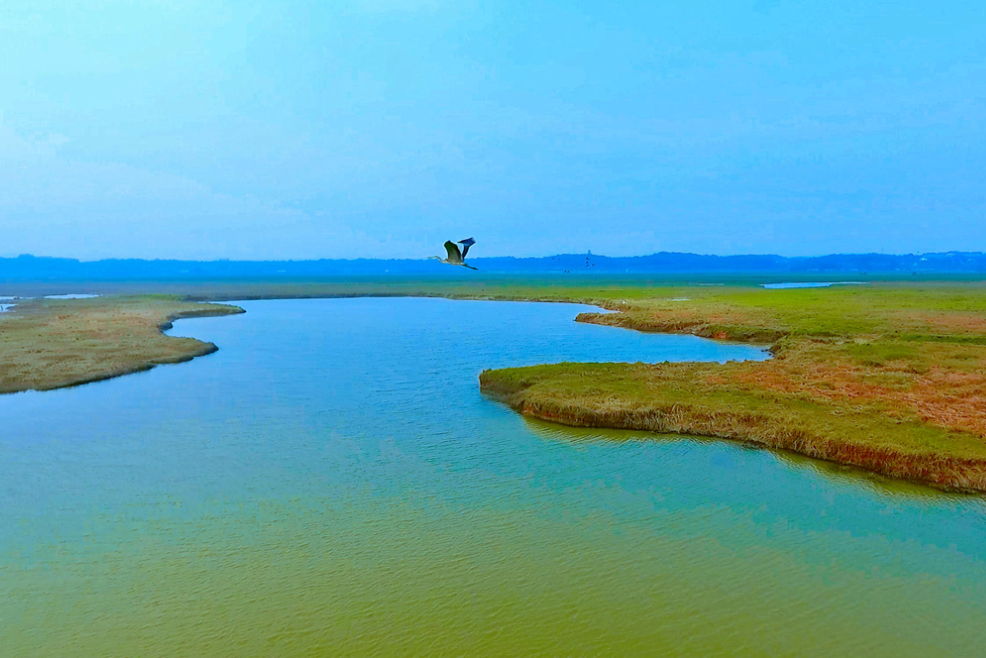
[1,298,984,657]
[525,416,974,502]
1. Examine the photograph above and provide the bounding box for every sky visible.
[1,0,984,260]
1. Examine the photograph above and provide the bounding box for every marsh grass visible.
[477,281,986,491]
[0,295,243,393]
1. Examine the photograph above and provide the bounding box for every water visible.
[761,282,865,289]
[1,294,99,312]
[1,298,984,657]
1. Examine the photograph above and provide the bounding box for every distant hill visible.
[2,252,985,281]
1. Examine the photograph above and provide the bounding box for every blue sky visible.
[2,0,984,260]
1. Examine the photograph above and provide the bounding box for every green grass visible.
[474,280,986,491]
[480,361,986,491]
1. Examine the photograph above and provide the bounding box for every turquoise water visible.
[2,298,985,657]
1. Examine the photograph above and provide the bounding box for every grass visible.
[478,281,986,491]
[0,295,243,393]
[3,278,986,490]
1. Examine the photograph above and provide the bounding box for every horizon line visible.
[4,250,984,264]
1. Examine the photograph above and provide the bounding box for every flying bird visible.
[431,238,478,270]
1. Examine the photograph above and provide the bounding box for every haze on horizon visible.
[2,1,984,261]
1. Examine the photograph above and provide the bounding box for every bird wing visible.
[458,238,475,259]
[444,241,462,264]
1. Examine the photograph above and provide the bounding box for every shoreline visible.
[479,297,986,493]
[0,293,605,396]
[479,372,986,493]
[31,307,242,394]
[4,287,986,493]
[0,298,244,395]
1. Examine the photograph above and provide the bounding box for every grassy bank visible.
[479,281,986,491]
[0,296,243,393]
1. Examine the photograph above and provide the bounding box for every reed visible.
[480,362,986,491]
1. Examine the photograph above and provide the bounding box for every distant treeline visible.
[2,252,985,280]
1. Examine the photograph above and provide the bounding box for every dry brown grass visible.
[0,296,243,393]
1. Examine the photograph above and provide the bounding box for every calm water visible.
[761,282,865,289]
[2,298,985,657]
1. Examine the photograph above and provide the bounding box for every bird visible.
[431,238,478,270]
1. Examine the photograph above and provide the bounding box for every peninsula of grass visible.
[0,295,243,393]
[479,282,986,492]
